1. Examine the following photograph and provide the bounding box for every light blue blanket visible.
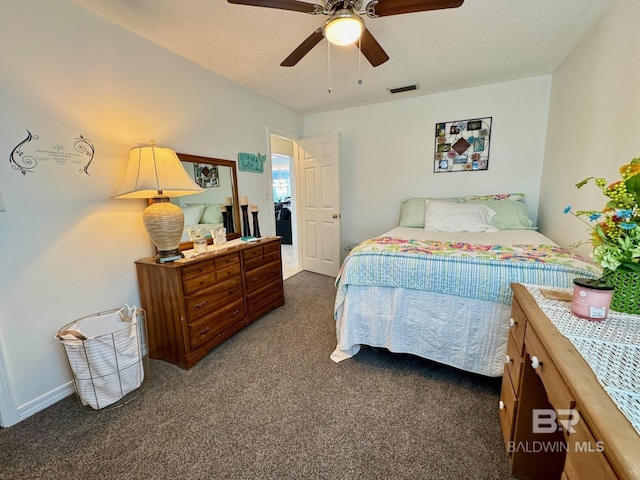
[335,237,601,311]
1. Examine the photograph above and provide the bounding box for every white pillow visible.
[424,200,497,232]
[182,205,205,226]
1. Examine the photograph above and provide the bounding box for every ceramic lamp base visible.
[142,195,185,263]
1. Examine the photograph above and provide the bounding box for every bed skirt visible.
[331,285,511,377]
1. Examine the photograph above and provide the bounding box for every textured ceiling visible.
[70,0,612,114]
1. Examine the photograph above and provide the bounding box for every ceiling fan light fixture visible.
[323,9,364,46]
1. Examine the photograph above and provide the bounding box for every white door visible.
[296,133,341,277]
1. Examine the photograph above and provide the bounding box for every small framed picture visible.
[467,120,482,130]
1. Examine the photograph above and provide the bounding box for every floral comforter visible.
[335,236,601,309]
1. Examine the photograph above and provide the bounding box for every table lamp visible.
[114,141,204,263]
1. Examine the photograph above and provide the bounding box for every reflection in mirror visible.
[173,153,241,250]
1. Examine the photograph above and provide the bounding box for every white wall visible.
[304,76,552,249]
[538,0,640,254]
[0,0,302,425]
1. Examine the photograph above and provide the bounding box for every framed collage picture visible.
[434,117,492,173]
[193,163,220,188]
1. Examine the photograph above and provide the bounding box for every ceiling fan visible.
[227,0,464,67]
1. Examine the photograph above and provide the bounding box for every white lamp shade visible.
[114,143,204,199]
[323,11,364,46]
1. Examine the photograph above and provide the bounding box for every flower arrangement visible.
[564,157,640,273]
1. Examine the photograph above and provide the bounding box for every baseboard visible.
[17,381,75,423]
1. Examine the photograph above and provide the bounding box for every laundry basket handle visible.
[56,330,87,341]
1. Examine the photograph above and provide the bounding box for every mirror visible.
[174,153,241,251]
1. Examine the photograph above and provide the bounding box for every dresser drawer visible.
[499,373,518,451]
[182,260,215,295]
[509,298,527,356]
[215,262,241,283]
[188,299,245,350]
[185,276,243,321]
[243,256,263,271]
[505,332,523,393]
[214,253,239,269]
[245,260,282,294]
[264,251,280,264]
[564,418,616,480]
[525,325,575,412]
[182,259,214,280]
[246,281,283,316]
[243,244,265,271]
[243,245,263,261]
[263,241,280,255]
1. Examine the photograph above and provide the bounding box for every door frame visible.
[266,125,300,261]
[0,338,18,427]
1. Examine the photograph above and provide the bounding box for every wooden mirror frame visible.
[176,152,241,251]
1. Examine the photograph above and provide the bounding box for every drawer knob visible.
[505,354,512,364]
[531,355,541,370]
[499,400,505,411]
[195,300,208,309]
[228,288,237,294]
[199,327,211,336]
[509,318,516,328]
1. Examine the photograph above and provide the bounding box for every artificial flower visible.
[563,157,640,273]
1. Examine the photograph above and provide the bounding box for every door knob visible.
[332,213,341,219]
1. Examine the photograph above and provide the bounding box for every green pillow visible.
[464,199,535,230]
[200,203,224,224]
[399,197,461,227]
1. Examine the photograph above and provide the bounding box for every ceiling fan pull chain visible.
[357,35,363,85]
[327,40,332,93]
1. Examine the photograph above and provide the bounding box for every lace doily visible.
[524,284,640,436]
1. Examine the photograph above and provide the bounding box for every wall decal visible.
[9,130,95,176]
[434,117,492,173]
[238,152,266,173]
[75,135,95,175]
[10,130,39,175]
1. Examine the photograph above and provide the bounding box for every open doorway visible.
[269,132,301,279]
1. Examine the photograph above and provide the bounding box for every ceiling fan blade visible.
[358,28,389,67]
[372,0,464,17]
[227,0,320,14]
[281,28,324,67]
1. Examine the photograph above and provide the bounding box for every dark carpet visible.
[0,271,512,479]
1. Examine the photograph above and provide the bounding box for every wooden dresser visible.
[135,237,284,369]
[500,283,640,480]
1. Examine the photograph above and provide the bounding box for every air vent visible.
[388,83,419,94]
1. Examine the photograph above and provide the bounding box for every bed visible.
[331,195,601,377]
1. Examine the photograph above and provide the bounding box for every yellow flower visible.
[619,159,640,177]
